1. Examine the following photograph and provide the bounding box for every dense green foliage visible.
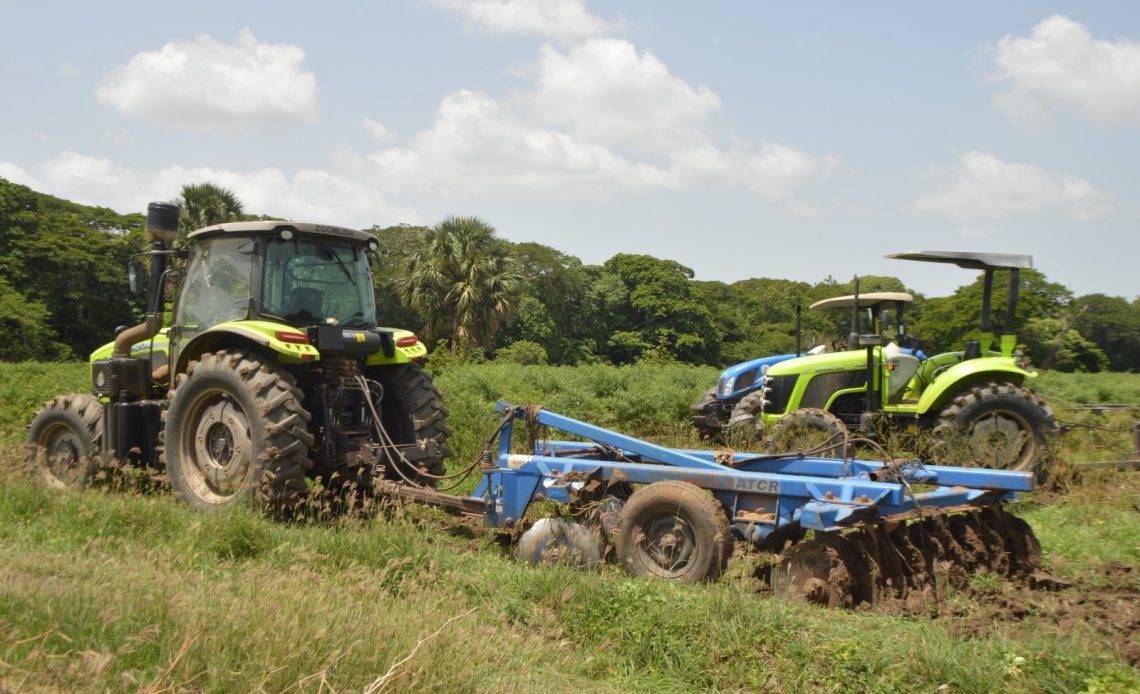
[3,177,1139,371]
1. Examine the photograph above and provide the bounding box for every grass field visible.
[1,361,1137,692]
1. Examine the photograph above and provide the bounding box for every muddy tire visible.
[727,391,766,434]
[765,408,848,458]
[616,480,732,583]
[165,350,313,516]
[933,382,1056,471]
[27,394,103,489]
[369,362,451,483]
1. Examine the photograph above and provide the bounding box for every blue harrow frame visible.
[469,402,1032,542]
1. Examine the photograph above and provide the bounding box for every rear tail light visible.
[275,331,310,345]
[396,335,419,348]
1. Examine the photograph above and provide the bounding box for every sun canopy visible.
[885,250,1032,271]
[809,292,914,311]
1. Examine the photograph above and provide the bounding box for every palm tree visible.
[176,182,244,232]
[398,216,521,351]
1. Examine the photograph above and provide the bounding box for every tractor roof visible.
[809,292,913,311]
[885,250,1032,270]
[187,220,377,245]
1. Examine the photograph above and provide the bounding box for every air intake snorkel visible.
[113,202,179,357]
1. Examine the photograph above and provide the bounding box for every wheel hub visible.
[970,412,1030,467]
[640,517,696,576]
[190,399,253,496]
[45,429,82,482]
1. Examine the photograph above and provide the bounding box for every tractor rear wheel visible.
[615,480,732,583]
[369,362,450,484]
[165,350,313,516]
[27,394,103,489]
[933,382,1056,471]
[765,408,848,458]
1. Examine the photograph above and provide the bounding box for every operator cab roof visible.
[809,292,913,311]
[187,220,377,245]
[886,250,1032,271]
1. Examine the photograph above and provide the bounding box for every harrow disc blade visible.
[773,505,1043,608]
[771,536,854,608]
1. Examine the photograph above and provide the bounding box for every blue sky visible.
[1,1,1137,299]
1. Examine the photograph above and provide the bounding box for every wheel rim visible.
[38,423,86,485]
[968,408,1035,469]
[178,390,255,503]
[634,512,698,578]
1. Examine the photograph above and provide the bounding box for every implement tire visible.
[27,393,103,489]
[165,350,313,516]
[933,382,1056,471]
[616,480,732,583]
[370,362,451,483]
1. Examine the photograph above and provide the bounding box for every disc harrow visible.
[382,402,1047,608]
[772,506,1042,607]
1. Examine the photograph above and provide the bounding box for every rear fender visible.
[174,321,318,374]
[915,357,1036,414]
[365,328,426,366]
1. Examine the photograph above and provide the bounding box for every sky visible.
[1,1,1137,299]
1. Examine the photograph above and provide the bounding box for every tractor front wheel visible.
[615,480,732,583]
[165,350,313,516]
[933,382,1056,471]
[27,394,103,489]
[765,408,848,458]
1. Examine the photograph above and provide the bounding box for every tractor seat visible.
[285,287,324,322]
[884,342,922,402]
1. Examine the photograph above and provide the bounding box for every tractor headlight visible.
[720,376,736,397]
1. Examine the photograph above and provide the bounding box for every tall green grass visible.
[1,474,1136,692]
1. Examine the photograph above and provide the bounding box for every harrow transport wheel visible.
[771,536,855,607]
[27,394,103,489]
[165,350,313,516]
[934,382,1056,471]
[765,408,848,458]
[616,480,732,583]
[369,362,451,484]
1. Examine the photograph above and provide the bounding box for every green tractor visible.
[732,251,1057,471]
[27,203,450,513]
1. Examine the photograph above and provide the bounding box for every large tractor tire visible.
[727,391,766,435]
[765,408,848,458]
[370,362,451,484]
[27,394,103,489]
[933,381,1057,471]
[165,350,314,516]
[615,480,732,583]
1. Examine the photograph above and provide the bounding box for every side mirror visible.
[128,261,145,295]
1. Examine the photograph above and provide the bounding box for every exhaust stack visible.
[113,202,179,357]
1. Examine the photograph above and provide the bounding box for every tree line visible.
[1,177,1137,372]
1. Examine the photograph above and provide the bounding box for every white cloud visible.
[362,117,396,143]
[6,152,415,228]
[528,39,721,153]
[96,30,317,129]
[915,151,1112,222]
[365,40,834,206]
[58,63,78,79]
[989,15,1140,126]
[0,161,39,189]
[429,0,618,43]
